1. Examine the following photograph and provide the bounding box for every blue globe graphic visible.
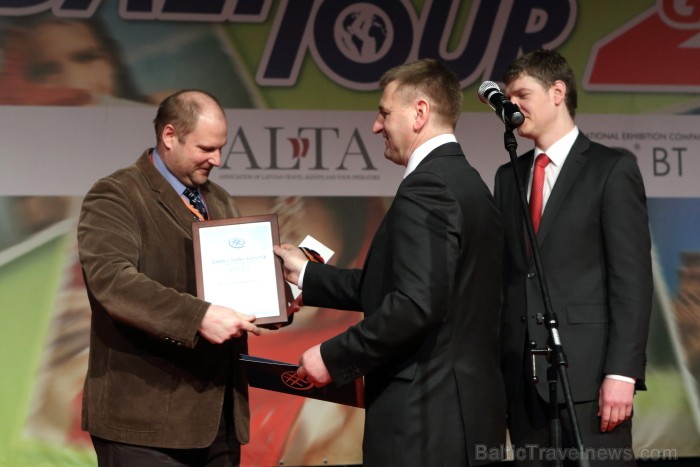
[338,9,388,62]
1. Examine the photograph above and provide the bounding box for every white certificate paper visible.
[193,215,287,324]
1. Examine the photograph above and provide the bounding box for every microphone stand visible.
[502,126,590,467]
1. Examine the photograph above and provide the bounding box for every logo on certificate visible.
[228,237,245,248]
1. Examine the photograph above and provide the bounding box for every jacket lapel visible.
[136,151,198,236]
[200,182,231,220]
[513,152,534,266]
[536,134,590,245]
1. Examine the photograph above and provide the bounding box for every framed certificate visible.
[192,214,288,325]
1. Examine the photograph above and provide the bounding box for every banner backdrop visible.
[1,1,700,465]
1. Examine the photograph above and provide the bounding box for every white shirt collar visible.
[404,134,457,178]
[534,126,579,168]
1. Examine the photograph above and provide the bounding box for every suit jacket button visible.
[527,272,535,279]
[520,316,527,323]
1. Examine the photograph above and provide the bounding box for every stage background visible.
[1,1,699,465]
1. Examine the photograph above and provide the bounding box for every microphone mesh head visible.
[477,81,499,103]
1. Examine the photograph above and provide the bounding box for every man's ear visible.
[162,124,177,149]
[551,80,567,107]
[414,99,429,131]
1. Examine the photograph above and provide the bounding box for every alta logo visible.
[584,0,700,92]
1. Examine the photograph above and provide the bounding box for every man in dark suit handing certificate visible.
[274,58,507,467]
[494,49,652,466]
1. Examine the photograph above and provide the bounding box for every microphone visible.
[477,81,525,128]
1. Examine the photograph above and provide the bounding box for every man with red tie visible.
[494,49,652,466]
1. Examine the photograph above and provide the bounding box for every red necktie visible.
[529,153,551,234]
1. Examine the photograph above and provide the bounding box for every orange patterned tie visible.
[529,154,551,234]
[183,187,208,220]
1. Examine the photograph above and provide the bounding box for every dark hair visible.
[379,58,462,128]
[153,89,225,143]
[502,49,577,118]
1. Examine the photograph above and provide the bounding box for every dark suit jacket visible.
[77,150,249,448]
[494,133,652,405]
[303,142,507,467]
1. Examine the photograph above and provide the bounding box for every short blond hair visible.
[379,58,462,128]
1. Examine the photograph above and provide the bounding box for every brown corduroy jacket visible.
[77,150,249,448]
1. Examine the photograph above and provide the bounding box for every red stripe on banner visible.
[588,13,700,88]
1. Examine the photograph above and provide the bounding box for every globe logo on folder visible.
[281,371,314,391]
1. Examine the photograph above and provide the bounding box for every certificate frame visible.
[192,214,288,325]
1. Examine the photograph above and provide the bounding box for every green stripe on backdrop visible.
[0,234,95,466]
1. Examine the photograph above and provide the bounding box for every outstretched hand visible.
[297,344,332,388]
[273,244,308,286]
[199,304,261,344]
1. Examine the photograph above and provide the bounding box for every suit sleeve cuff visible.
[298,260,310,289]
[605,374,636,384]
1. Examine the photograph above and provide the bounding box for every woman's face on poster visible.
[25,20,116,100]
